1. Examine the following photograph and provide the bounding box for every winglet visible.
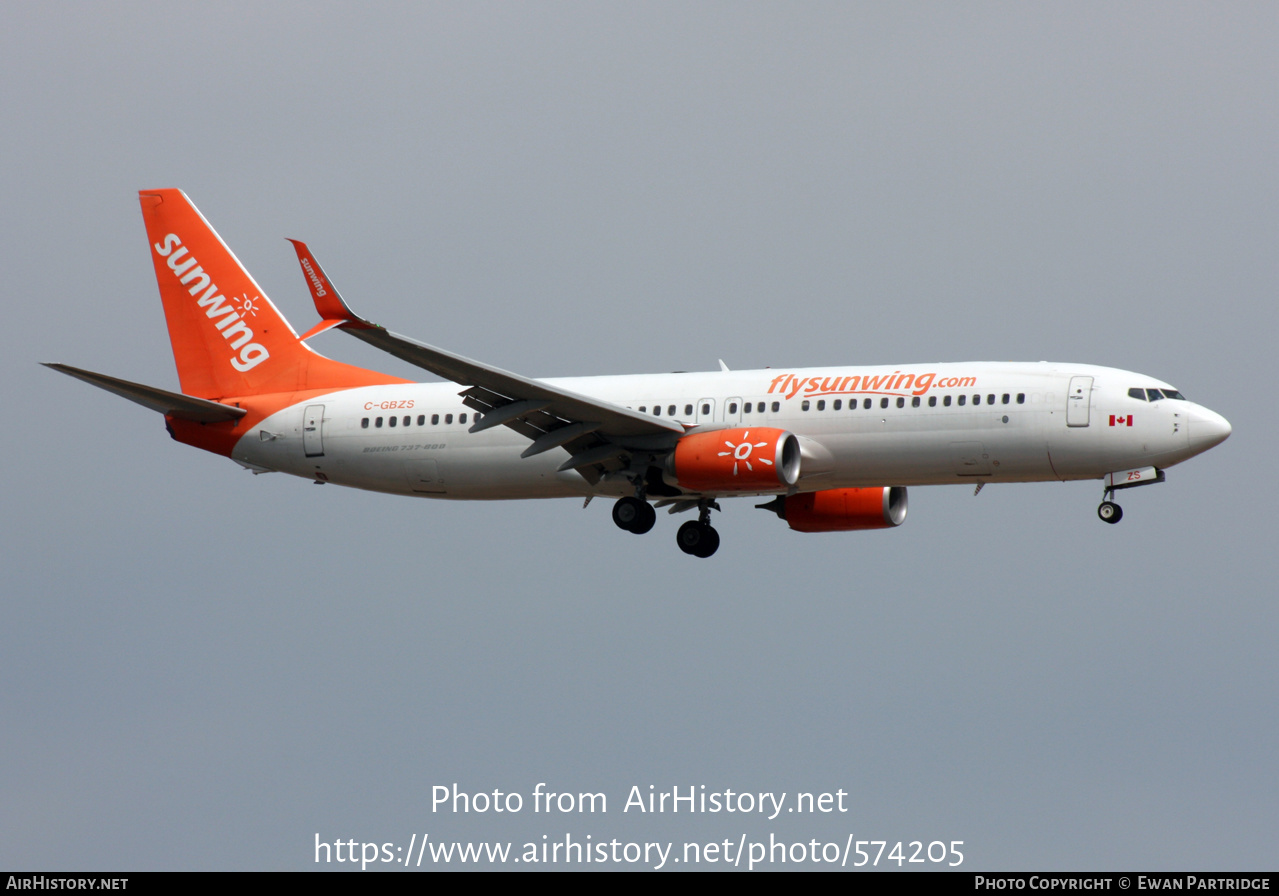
[287,239,377,340]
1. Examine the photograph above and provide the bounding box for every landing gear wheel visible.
[631,501,656,534]
[677,520,720,558]
[613,496,655,534]
[1097,501,1123,524]
[613,496,642,531]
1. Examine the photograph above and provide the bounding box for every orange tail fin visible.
[139,189,407,398]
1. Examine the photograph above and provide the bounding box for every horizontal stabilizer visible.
[43,363,247,423]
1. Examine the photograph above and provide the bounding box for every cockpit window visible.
[1128,387,1146,400]
[1146,388,1165,401]
[1162,389,1186,400]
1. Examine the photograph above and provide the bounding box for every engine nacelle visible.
[667,427,801,492]
[762,487,908,532]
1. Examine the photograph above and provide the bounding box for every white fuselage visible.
[232,361,1229,501]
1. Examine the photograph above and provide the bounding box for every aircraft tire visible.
[630,501,657,535]
[677,520,702,554]
[694,525,720,558]
[1097,501,1123,524]
[613,496,644,531]
[677,520,719,557]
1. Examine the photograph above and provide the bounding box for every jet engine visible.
[666,427,801,492]
[758,487,908,532]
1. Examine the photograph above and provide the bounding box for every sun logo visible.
[718,431,773,475]
[235,293,260,317]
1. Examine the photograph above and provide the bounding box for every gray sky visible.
[2,2,1275,871]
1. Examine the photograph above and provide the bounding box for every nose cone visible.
[1187,405,1231,453]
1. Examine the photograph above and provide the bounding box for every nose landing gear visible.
[1097,500,1123,524]
[1096,467,1165,525]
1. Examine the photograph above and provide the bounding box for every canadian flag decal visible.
[1109,415,1134,427]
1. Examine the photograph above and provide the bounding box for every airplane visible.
[46,189,1232,558]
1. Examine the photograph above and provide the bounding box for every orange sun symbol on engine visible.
[718,431,773,475]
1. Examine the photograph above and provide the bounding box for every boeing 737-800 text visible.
[47,189,1231,557]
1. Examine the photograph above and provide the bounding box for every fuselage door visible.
[303,404,326,457]
[1066,376,1093,427]
[696,398,716,425]
[725,397,743,424]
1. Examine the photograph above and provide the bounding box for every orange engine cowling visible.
[667,427,801,492]
[763,487,908,532]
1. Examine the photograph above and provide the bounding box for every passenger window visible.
[928,396,936,407]
[668,405,676,416]
[772,402,780,412]
[987,394,995,405]
[445,414,453,424]
[863,398,872,409]
[1016,393,1025,404]
[685,404,693,416]
[639,406,647,413]
[833,399,842,410]
[361,418,369,428]
[1002,394,1010,405]
[417,415,425,425]
[728,403,738,414]
[958,395,966,406]
[880,398,889,409]
[702,404,710,415]
[944,396,952,407]
[459,414,467,424]
[431,414,439,425]
[817,400,825,411]
[376,417,383,427]
[802,400,810,411]
[912,396,920,408]
[972,395,981,406]
[402,416,410,426]
[653,406,661,416]
[389,416,397,427]
[896,397,905,408]
[743,403,752,414]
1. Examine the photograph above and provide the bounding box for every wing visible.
[288,240,684,483]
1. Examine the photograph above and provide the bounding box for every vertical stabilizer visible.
[139,189,406,398]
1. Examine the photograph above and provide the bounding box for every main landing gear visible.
[610,495,720,558]
[612,495,656,534]
[676,502,720,558]
[676,518,719,558]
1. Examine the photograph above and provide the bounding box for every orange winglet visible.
[287,239,377,330]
